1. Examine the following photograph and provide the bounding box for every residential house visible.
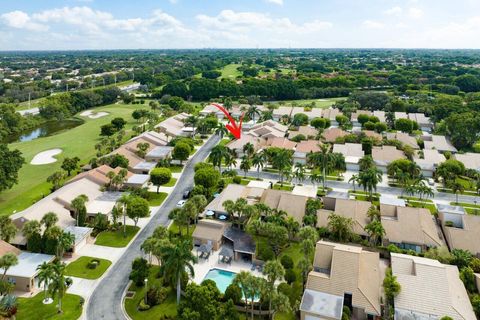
[155,113,193,137]
[316,199,371,237]
[385,132,419,149]
[247,120,288,139]
[272,106,293,121]
[372,146,405,172]
[225,133,266,158]
[361,130,382,143]
[294,140,321,165]
[322,127,348,143]
[350,110,372,127]
[333,143,364,171]
[260,189,309,223]
[394,112,408,120]
[145,146,173,162]
[266,137,296,151]
[63,226,93,253]
[454,152,480,171]
[379,196,406,217]
[322,108,343,126]
[291,107,323,120]
[408,113,432,131]
[380,206,445,253]
[372,110,386,123]
[288,126,318,140]
[204,184,264,217]
[391,253,476,320]
[414,149,446,177]
[423,135,457,153]
[300,240,383,320]
[439,207,480,257]
[192,220,227,251]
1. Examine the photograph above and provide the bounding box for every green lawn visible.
[277,242,304,320]
[65,256,112,280]
[164,178,177,187]
[406,201,437,214]
[124,266,177,320]
[168,165,184,173]
[17,293,83,320]
[399,196,433,203]
[219,138,231,146]
[148,192,168,206]
[273,184,293,191]
[0,103,139,215]
[220,63,242,79]
[270,97,346,108]
[95,225,140,247]
[168,221,196,238]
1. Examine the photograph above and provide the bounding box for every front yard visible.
[65,256,112,279]
[95,225,140,247]
[17,293,83,320]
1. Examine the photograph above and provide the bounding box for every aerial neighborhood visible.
[2,11,480,318]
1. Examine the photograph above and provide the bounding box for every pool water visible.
[203,268,236,293]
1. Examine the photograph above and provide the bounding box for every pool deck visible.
[192,247,263,285]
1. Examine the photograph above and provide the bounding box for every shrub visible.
[224,283,242,304]
[87,259,100,269]
[232,176,242,184]
[342,306,352,320]
[280,255,294,270]
[277,282,291,297]
[257,242,275,261]
[284,269,296,284]
[147,285,169,306]
[194,162,214,172]
[138,299,150,311]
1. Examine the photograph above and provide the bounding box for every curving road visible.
[86,134,220,320]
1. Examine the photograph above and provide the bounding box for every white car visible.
[176,200,186,207]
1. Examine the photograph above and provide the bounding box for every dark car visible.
[182,189,191,199]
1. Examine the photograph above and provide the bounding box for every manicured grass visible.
[65,256,112,279]
[148,192,168,206]
[17,293,83,320]
[273,184,293,191]
[0,103,139,215]
[451,201,480,208]
[220,63,242,79]
[168,165,184,173]
[219,138,231,146]
[125,266,177,320]
[95,225,140,247]
[168,221,196,238]
[164,178,177,187]
[406,201,437,214]
[270,97,346,108]
[400,196,433,203]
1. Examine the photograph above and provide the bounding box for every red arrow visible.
[211,103,244,139]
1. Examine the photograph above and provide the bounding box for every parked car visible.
[182,189,191,199]
[176,200,186,207]
[428,178,435,186]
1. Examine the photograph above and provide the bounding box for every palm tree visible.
[233,271,252,314]
[418,183,434,207]
[168,208,189,236]
[41,212,58,230]
[246,105,261,123]
[294,163,306,185]
[214,123,228,138]
[37,262,55,303]
[118,194,131,238]
[22,220,41,251]
[327,213,354,243]
[240,155,252,178]
[358,167,383,201]
[365,219,385,246]
[308,144,333,191]
[71,195,88,227]
[263,260,285,319]
[48,261,70,314]
[0,253,18,281]
[209,145,227,173]
[224,151,237,171]
[449,181,464,204]
[56,232,75,258]
[358,155,375,171]
[310,170,323,188]
[160,240,197,304]
[243,142,255,158]
[349,174,358,192]
[185,115,199,136]
[272,149,292,186]
[252,152,266,179]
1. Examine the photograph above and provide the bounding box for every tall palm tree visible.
[41,212,58,231]
[449,181,464,204]
[294,163,306,185]
[0,253,18,282]
[365,219,385,246]
[233,271,252,314]
[263,260,285,320]
[56,232,75,258]
[246,105,261,123]
[37,262,55,303]
[224,151,237,171]
[160,240,197,304]
[310,170,323,188]
[209,145,227,173]
[252,152,266,179]
[48,261,70,314]
[240,155,252,178]
[185,115,199,136]
[214,123,228,138]
[349,174,358,192]
[118,194,131,238]
[243,142,255,158]
[308,144,333,191]
[272,149,292,186]
[358,167,383,201]
[71,195,88,227]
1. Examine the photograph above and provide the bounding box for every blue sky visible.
[1,0,480,50]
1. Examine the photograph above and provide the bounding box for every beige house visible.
[372,146,405,172]
[204,184,263,216]
[392,253,476,319]
[300,240,383,320]
[294,140,321,165]
[423,135,457,153]
[266,137,296,150]
[248,120,288,139]
[350,110,372,127]
[454,152,480,171]
[288,126,318,139]
[192,220,227,251]
[414,149,446,177]
[272,106,293,121]
[155,113,193,137]
[381,206,445,253]
[291,107,323,120]
[385,132,419,149]
[322,128,348,143]
[372,110,386,123]
[322,108,343,126]
[317,199,371,237]
[333,143,364,171]
[226,133,266,158]
[439,210,480,257]
[260,189,309,223]
[408,112,432,130]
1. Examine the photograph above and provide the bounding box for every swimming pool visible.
[203,268,237,293]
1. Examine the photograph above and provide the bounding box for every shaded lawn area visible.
[164,178,177,187]
[17,293,83,320]
[65,256,112,280]
[148,192,168,206]
[406,201,437,215]
[95,225,140,247]
[168,165,184,173]
[168,221,196,238]
[125,266,177,320]
[0,103,139,215]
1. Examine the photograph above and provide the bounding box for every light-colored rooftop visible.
[386,132,419,149]
[423,135,457,153]
[295,140,321,154]
[322,128,348,143]
[300,289,343,320]
[332,143,364,158]
[292,185,318,198]
[372,146,405,165]
[454,152,480,171]
[5,252,54,278]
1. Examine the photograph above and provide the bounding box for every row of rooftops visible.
[302,240,476,320]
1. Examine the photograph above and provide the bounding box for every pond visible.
[5,118,84,143]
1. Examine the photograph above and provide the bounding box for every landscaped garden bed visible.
[65,256,112,279]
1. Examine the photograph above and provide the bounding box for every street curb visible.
[121,280,134,320]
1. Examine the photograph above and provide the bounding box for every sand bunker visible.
[30,149,62,165]
[80,110,109,119]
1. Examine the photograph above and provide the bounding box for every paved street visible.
[86,134,220,320]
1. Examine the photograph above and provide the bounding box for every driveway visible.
[86,134,220,320]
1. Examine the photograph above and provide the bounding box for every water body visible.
[6,118,84,143]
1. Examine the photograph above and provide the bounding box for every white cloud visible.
[408,7,424,19]
[384,6,403,16]
[265,0,283,5]
[1,10,48,31]
[362,20,384,29]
